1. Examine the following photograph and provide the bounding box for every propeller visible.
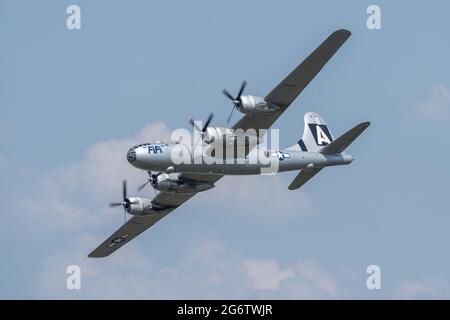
[222,80,247,124]
[188,112,214,142]
[137,166,175,192]
[137,171,162,192]
[109,180,131,223]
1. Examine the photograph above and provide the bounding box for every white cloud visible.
[32,236,159,299]
[198,174,313,221]
[32,231,339,299]
[415,85,450,121]
[393,279,450,299]
[243,258,294,290]
[242,258,338,298]
[22,122,172,229]
[291,260,338,297]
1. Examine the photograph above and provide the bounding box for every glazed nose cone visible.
[127,148,136,164]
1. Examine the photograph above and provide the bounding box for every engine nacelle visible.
[126,197,154,216]
[154,176,215,193]
[238,95,280,115]
[126,196,180,215]
[204,126,232,144]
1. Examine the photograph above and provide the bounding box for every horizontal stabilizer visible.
[319,122,370,154]
[288,168,322,191]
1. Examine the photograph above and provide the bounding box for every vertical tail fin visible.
[287,112,334,152]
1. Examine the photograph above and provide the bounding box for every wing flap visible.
[88,214,170,258]
[151,191,196,207]
[180,172,223,184]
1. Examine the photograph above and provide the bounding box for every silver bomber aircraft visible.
[89,29,370,258]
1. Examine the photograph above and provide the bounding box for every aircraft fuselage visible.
[127,143,353,175]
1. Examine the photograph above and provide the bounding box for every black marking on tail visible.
[308,123,333,146]
[298,139,308,151]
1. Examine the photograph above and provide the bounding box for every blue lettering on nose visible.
[148,145,163,154]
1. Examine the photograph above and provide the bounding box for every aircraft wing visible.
[89,174,223,258]
[232,29,351,133]
[88,211,174,258]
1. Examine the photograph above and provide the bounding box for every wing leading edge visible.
[89,174,223,258]
[232,29,351,133]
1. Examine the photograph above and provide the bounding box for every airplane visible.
[89,29,370,258]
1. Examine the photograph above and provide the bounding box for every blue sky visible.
[1,0,450,299]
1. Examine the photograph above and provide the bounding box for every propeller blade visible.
[109,202,123,208]
[222,89,235,101]
[122,180,127,201]
[227,105,236,124]
[188,118,203,132]
[202,113,214,132]
[223,81,247,123]
[137,180,150,192]
[237,80,247,98]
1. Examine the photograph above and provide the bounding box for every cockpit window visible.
[132,143,153,149]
